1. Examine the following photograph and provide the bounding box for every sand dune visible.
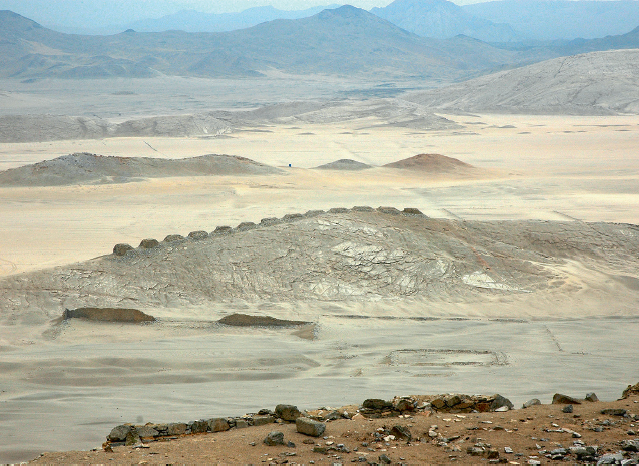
[383,153,475,173]
[313,159,373,170]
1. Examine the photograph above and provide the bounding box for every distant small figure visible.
[289,163,292,167]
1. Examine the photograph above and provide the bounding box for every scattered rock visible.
[112,243,134,256]
[563,404,574,413]
[621,439,639,452]
[275,404,301,421]
[598,452,624,464]
[264,431,285,446]
[379,453,392,464]
[523,399,541,409]
[585,392,600,402]
[390,425,412,441]
[601,408,627,416]
[552,393,582,405]
[138,238,159,249]
[490,395,514,411]
[187,230,208,240]
[622,383,639,399]
[296,417,326,437]
[402,207,425,215]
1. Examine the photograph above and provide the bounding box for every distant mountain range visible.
[372,0,521,42]
[1,4,638,82]
[126,5,340,33]
[0,7,528,81]
[464,0,639,41]
[1,0,638,41]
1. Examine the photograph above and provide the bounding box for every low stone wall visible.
[111,206,426,256]
[102,393,511,449]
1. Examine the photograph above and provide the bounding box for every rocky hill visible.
[405,49,639,115]
[1,208,638,317]
[0,153,282,186]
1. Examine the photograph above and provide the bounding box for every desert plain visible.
[0,58,639,464]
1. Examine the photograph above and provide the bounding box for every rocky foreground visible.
[32,384,639,464]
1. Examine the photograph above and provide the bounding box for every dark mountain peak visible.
[0,9,43,30]
[318,5,367,17]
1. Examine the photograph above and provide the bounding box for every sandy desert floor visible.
[0,114,638,463]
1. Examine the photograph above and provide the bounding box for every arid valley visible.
[1,3,639,464]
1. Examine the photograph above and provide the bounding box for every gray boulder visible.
[296,417,326,437]
[108,424,132,442]
[138,238,159,249]
[352,206,373,212]
[136,425,159,438]
[188,230,208,240]
[113,243,133,256]
[523,399,541,408]
[253,415,275,426]
[621,439,639,452]
[167,423,187,435]
[212,225,232,235]
[552,393,582,404]
[163,234,184,242]
[601,408,627,416]
[275,404,301,421]
[585,392,599,402]
[402,207,424,215]
[328,207,349,213]
[490,394,514,411]
[362,399,393,410]
[189,419,209,434]
[264,431,285,446]
[208,418,230,432]
[236,221,257,231]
